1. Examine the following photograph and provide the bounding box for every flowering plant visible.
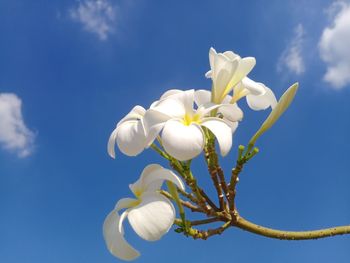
[103,48,350,261]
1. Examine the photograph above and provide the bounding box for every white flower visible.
[144,89,235,161]
[103,164,185,261]
[205,47,256,104]
[107,106,147,157]
[231,77,277,111]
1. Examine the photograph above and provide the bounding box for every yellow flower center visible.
[182,113,201,126]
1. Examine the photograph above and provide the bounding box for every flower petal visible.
[240,77,266,96]
[161,120,205,161]
[117,106,146,126]
[116,120,146,156]
[107,128,118,158]
[138,164,185,192]
[246,86,277,111]
[201,118,234,156]
[103,209,140,261]
[209,47,216,70]
[150,98,186,119]
[227,57,256,89]
[142,109,171,147]
[218,103,243,122]
[160,89,183,100]
[128,192,175,241]
[213,54,239,102]
[130,164,184,196]
[194,89,211,107]
[223,50,240,60]
[115,198,139,210]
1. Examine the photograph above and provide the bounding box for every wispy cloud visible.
[0,93,35,157]
[277,24,305,75]
[70,0,117,41]
[319,1,350,89]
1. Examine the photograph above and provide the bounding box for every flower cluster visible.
[108,48,277,161]
[104,47,298,261]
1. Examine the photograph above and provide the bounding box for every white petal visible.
[240,77,266,96]
[160,89,183,100]
[194,90,211,107]
[129,164,163,195]
[177,89,195,113]
[161,120,205,161]
[208,47,217,71]
[143,109,170,131]
[103,209,140,261]
[218,103,243,122]
[141,164,185,192]
[115,198,139,210]
[195,103,221,118]
[221,94,233,104]
[142,109,170,147]
[246,86,277,111]
[118,210,129,233]
[223,50,240,60]
[154,90,194,115]
[205,70,212,78]
[116,120,146,156]
[213,54,238,101]
[107,128,118,158]
[108,106,146,158]
[201,118,233,156]
[151,98,186,118]
[117,106,146,126]
[228,57,256,88]
[128,192,175,241]
[226,120,239,133]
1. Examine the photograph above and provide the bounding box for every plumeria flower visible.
[143,89,235,161]
[231,77,277,111]
[103,164,185,261]
[108,106,147,157]
[205,47,256,104]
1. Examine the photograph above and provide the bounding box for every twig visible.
[160,190,203,212]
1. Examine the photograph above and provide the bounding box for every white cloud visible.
[70,0,117,41]
[0,93,35,157]
[278,24,305,75]
[319,1,350,89]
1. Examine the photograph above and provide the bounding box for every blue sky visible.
[1,0,350,262]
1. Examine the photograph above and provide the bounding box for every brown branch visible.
[228,160,244,211]
[217,166,229,202]
[177,187,199,204]
[204,137,225,211]
[235,215,350,240]
[169,159,218,214]
[160,190,203,212]
[184,222,232,240]
[190,217,223,226]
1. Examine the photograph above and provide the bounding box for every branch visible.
[160,190,203,212]
[236,216,350,240]
[204,134,226,210]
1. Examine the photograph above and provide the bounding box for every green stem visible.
[167,182,188,233]
[150,143,169,159]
